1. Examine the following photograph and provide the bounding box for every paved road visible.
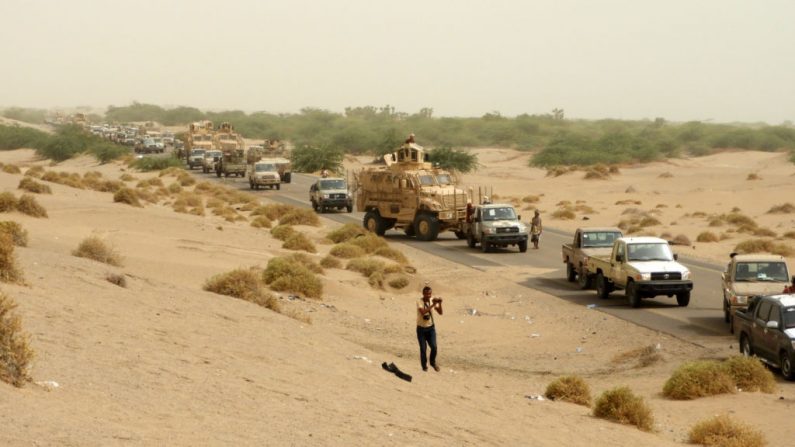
[201,170,733,349]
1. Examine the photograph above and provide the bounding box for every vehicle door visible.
[752,300,774,361]
[759,303,783,361]
[472,208,482,239]
[611,241,626,287]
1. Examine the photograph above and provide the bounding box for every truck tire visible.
[577,266,592,289]
[249,182,254,190]
[454,231,466,240]
[781,352,795,380]
[414,214,439,241]
[346,204,353,213]
[596,273,611,300]
[216,170,221,178]
[467,232,476,248]
[276,183,281,190]
[566,262,577,282]
[312,200,318,212]
[676,291,690,307]
[518,240,528,253]
[739,334,752,357]
[481,235,490,253]
[404,225,415,237]
[626,280,641,308]
[283,172,291,183]
[364,210,386,236]
[723,299,730,323]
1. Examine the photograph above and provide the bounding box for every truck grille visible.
[440,193,468,210]
[331,193,347,199]
[651,272,682,280]
[496,227,519,234]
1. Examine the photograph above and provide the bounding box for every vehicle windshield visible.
[734,262,789,282]
[255,164,276,172]
[627,243,673,261]
[191,149,205,156]
[220,134,235,140]
[319,179,346,189]
[784,307,795,329]
[206,151,221,157]
[436,174,452,185]
[482,207,517,221]
[582,231,622,248]
[418,174,435,186]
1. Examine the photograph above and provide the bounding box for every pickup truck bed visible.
[733,294,795,380]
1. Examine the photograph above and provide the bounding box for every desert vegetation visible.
[0,124,126,162]
[0,292,33,387]
[688,415,765,447]
[0,232,24,283]
[544,376,592,407]
[18,177,52,194]
[0,221,28,247]
[72,236,123,266]
[203,268,280,311]
[662,357,775,400]
[263,256,323,299]
[592,386,654,432]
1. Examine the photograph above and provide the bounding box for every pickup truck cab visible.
[188,149,206,169]
[310,178,353,212]
[562,227,623,289]
[464,203,528,253]
[586,236,693,307]
[248,160,281,190]
[722,253,790,328]
[734,294,795,380]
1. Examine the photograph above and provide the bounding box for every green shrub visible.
[544,376,592,407]
[130,156,184,171]
[0,292,33,387]
[263,257,323,299]
[593,387,654,431]
[72,236,123,266]
[0,221,28,247]
[663,360,735,400]
[285,252,323,273]
[688,415,765,447]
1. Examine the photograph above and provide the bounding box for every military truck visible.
[247,159,282,190]
[310,177,353,213]
[247,146,292,184]
[184,120,215,164]
[462,203,528,252]
[355,143,468,241]
[722,253,790,329]
[561,227,624,289]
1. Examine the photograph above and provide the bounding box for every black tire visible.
[404,225,415,237]
[518,240,527,253]
[454,231,466,240]
[414,214,440,241]
[740,334,753,357]
[566,262,577,282]
[596,273,610,300]
[249,182,254,190]
[283,172,292,183]
[364,210,386,236]
[346,205,353,213]
[216,170,221,178]
[676,291,690,307]
[276,183,280,190]
[481,236,490,253]
[312,200,318,212]
[723,299,730,323]
[626,280,641,308]
[577,267,592,289]
[467,232,476,248]
[781,352,795,380]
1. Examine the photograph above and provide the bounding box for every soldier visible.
[404,133,415,144]
[530,209,543,249]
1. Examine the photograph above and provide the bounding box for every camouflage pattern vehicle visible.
[355,143,468,241]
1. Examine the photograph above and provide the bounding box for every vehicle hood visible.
[627,261,689,274]
[484,220,525,228]
[731,282,788,296]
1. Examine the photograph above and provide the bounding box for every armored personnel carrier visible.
[354,143,468,241]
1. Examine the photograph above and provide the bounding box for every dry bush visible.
[734,239,793,257]
[18,177,52,194]
[746,173,761,180]
[622,207,643,216]
[72,236,123,266]
[608,165,620,174]
[767,202,795,214]
[280,209,320,226]
[203,268,280,310]
[556,200,572,207]
[688,415,765,447]
[137,177,164,188]
[583,169,609,180]
[522,195,540,203]
[283,232,317,253]
[113,187,142,207]
[384,263,404,274]
[0,192,18,212]
[544,376,592,407]
[654,203,668,209]
[205,198,224,209]
[0,292,33,387]
[551,209,575,220]
[662,360,735,400]
[281,307,311,324]
[611,345,663,369]
[320,255,342,269]
[263,257,323,299]
[697,232,720,243]
[16,194,48,218]
[2,164,21,174]
[671,234,691,246]
[659,232,673,241]
[330,243,366,259]
[0,232,23,283]
[658,172,673,178]
[615,199,642,205]
[374,246,409,264]
[158,167,184,178]
[388,275,410,289]
[250,216,272,229]
[724,213,757,227]
[178,173,196,187]
[752,227,777,237]
[708,217,725,227]
[0,222,27,248]
[88,179,123,193]
[368,271,385,289]
[592,387,654,431]
[638,216,661,227]
[546,166,572,177]
[284,253,323,274]
[783,231,795,239]
[327,223,368,243]
[167,182,182,194]
[348,233,389,253]
[346,258,386,277]
[574,203,595,214]
[24,166,44,178]
[721,356,776,393]
[720,232,733,241]
[41,171,85,189]
[271,225,296,241]
[119,173,136,182]
[106,273,127,288]
[250,203,296,221]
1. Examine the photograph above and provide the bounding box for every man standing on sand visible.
[530,209,543,249]
[417,286,443,372]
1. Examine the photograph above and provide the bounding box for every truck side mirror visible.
[766,320,779,329]
[517,215,521,221]
[673,254,679,261]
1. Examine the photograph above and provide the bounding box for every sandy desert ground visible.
[0,147,794,446]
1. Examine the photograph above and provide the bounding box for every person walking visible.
[530,209,543,249]
[416,285,443,371]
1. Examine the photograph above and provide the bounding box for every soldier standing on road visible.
[416,286,443,372]
[530,209,543,249]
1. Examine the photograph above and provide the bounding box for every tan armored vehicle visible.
[184,120,215,164]
[355,143,468,241]
[213,123,247,177]
[247,145,292,184]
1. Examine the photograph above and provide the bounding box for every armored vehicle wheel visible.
[518,240,528,253]
[346,205,353,213]
[454,231,466,240]
[626,281,641,308]
[364,211,386,236]
[596,273,611,299]
[467,232,476,248]
[283,172,291,183]
[566,263,577,282]
[414,214,439,241]
[676,291,690,307]
[276,183,281,190]
[404,225,415,237]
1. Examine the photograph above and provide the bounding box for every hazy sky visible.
[2,0,794,123]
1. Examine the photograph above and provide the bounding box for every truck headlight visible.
[438,211,453,220]
[636,273,651,281]
[322,194,330,199]
[483,228,494,235]
[733,295,748,305]
[682,270,691,280]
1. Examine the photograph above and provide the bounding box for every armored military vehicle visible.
[247,145,292,184]
[184,120,215,163]
[354,143,468,241]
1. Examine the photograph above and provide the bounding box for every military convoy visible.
[462,203,529,252]
[247,145,292,185]
[310,177,353,213]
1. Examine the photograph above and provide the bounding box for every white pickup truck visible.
[585,236,693,307]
